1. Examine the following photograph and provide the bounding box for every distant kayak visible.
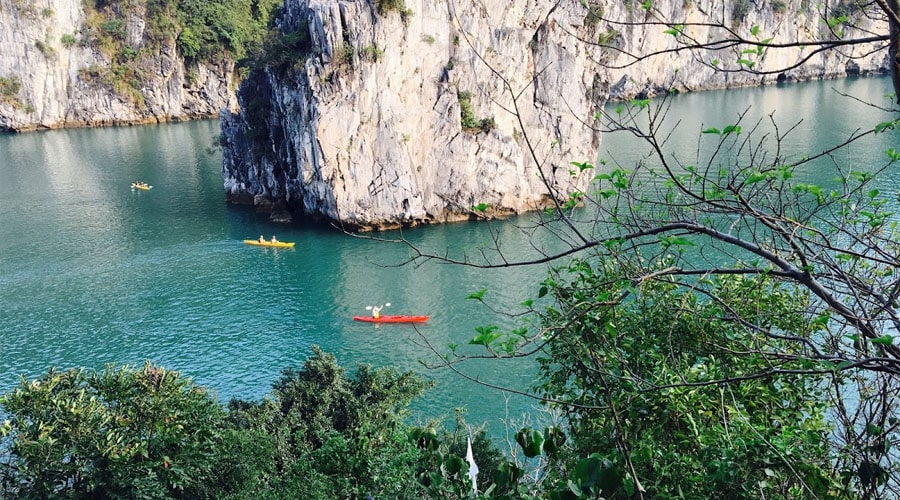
[243,239,295,248]
[353,315,430,323]
[131,183,152,190]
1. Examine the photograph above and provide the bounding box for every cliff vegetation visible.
[0,0,281,130]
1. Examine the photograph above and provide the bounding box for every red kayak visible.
[353,315,430,323]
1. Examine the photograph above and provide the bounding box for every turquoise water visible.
[1,75,897,439]
[0,122,543,437]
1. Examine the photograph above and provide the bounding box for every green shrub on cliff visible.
[174,0,281,61]
[82,0,280,64]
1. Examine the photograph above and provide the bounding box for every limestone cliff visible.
[221,0,608,229]
[220,0,888,229]
[599,0,889,99]
[0,0,236,131]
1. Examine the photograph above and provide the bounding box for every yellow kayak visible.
[243,239,295,248]
[131,183,152,190]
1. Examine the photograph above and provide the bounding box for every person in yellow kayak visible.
[270,235,278,243]
[258,235,265,243]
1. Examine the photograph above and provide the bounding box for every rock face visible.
[598,0,890,99]
[0,0,236,131]
[221,0,607,229]
[220,0,888,229]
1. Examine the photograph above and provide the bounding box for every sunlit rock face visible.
[0,0,236,131]
[220,0,609,229]
[221,0,886,228]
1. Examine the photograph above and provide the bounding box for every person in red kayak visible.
[370,303,390,318]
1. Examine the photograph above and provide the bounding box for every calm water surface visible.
[1,75,897,438]
[0,121,545,438]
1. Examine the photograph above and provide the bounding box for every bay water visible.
[1,75,897,440]
[0,121,543,439]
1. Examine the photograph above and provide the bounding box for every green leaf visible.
[811,312,831,328]
[871,335,894,345]
[865,423,883,436]
[631,98,650,109]
[564,191,585,209]
[467,288,487,301]
[471,202,488,212]
[469,325,501,346]
[623,474,636,496]
[826,15,848,28]
[659,235,696,249]
[542,427,566,457]
[442,455,465,475]
[750,25,760,36]
[515,428,544,458]
[663,24,685,36]
[722,124,741,136]
[570,161,594,172]
[744,172,767,184]
[874,120,898,133]
[702,127,721,135]
[595,188,617,199]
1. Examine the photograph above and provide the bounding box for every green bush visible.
[226,346,433,497]
[60,33,77,48]
[533,259,841,497]
[458,91,495,133]
[175,0,282,61]
[0,76,21,97]
[732,0,751,22]
[249,26,313,75]
[0,349,523,498]
[0,362,243,498]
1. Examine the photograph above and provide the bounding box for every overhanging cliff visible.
[220,0,888,229]
[221,0,608,229]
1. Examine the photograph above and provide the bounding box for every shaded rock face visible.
[0,0,236,131]
[220,0,887,229]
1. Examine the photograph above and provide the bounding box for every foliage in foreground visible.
[0,362,245,498]
[225,346,433,498]
[0,348,506,499]
[535,259,841,497]
[0,305,872,499]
